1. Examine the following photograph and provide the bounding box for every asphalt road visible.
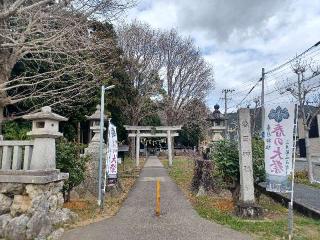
[62,156,251,240]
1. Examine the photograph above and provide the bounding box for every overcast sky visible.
[121,0,320,111]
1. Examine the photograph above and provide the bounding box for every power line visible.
[235,79,260,108]
[264,67,320,97]
[265,40,320,75]
[266,48,320,80]
[228,41,320,110]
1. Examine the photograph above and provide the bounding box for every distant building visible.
[297,113,320,158]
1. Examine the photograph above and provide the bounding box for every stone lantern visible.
[86,105,108,143]
[207,104,226,143]
[23,106,67,170]
[76,105,107,198]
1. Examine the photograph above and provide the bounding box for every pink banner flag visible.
[264,104,295,192]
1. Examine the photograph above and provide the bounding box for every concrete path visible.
[290,183,320,213]
[259,182,320,218]
[63,156,251,240]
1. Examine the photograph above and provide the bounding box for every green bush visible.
[56,138,89,202]
[212,140,239,185]
[252,137,265,182]
[212,138,265,184]
[3,121,31,140]
[212,138,265,201]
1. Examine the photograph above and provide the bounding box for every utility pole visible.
[252,97,260,134]
[222,89,235,139]
[260,68,265,135]
[261,68,265,107]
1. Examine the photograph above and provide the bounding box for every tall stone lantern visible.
[207,104,226,143]
[23,106,67,170]
[76,105,108,198]
[200,104,227,154]
[87,105,108,143]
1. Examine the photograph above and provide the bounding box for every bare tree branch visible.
[0,0,130,123]
[159,29,214,125]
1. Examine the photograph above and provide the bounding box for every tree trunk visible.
[305,126,314,182]
[165,99,175,126]
[0,64,11,137]
[0,106,4,139]
[77,122,81,143]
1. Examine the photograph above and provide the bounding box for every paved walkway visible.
[289,183,320,213]
[258,182,320,218]
[63,156,251,240]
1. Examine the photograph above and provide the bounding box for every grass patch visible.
[64,156,145,228]
[294,170,320,189]
[162,156,320,240]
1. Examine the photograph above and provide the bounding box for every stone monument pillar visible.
[235,108,263,218]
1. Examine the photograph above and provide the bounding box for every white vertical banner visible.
[106,122,118,180]
[264,104,295,192]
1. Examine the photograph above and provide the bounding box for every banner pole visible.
[101,119,111,210]
[288,103,299,240]
[260,68,265,138]
[98,85,105,208]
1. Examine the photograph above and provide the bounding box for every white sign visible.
[264,104,295,192]
[106,122,118,178]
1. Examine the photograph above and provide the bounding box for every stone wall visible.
[0,181,77,240]
[310,138,320,155]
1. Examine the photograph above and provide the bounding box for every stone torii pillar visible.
[167,130,173,166]
[124,125,182,167]
[136,130,140,167]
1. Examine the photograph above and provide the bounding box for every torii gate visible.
[124,125,182,167]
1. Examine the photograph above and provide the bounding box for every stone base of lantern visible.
[0,177,77,240]
[75,141,107,199]
[235,201,263,219]
[0,169,68,184]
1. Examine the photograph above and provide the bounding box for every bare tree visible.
[116,23,214,127]
[183,98,211,142]
[116,21,163,125]
[159,29,214,125]
[285,59,320,182]
[0,0,135,20]
[116,21,165,159]
[0,0,133,128]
